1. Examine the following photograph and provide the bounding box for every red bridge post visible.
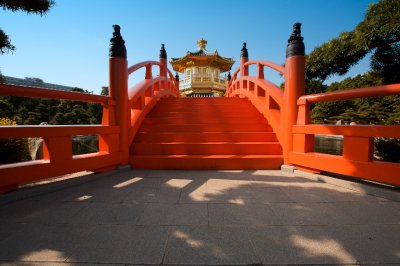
[282,23,306,165]
[108,25,129,165]
[160,44,167,78]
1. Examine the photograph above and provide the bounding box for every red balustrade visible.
[226,25,400,186]
[0,26,178,194]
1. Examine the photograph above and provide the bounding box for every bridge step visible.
[129,155,283,170]
[131,142,282,155]
[142,116,266,124]
[130,97,283,170]
[134,132,278,142]
[147,111,262,118]
[139,123,273,132]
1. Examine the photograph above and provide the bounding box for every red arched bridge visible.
[0,24,399,194]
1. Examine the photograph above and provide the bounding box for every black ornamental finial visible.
[109,25,127,58]
[175,72,179,82]
[227,72,231,81]
[160,44,167,59]
[286,22,305,58]
[241,42,248,58]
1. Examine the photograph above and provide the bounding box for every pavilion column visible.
[282,23,306,165]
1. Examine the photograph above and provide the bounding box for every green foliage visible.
[305,80,327,94]
[371,43,400,84]
[306,32,367,81]
[0,0,54,54]
[0,29,15,54]
[305,0,400,83]
[0,88,104,125]
[100,86,109,96]
[310,72,400,163]
[374,138,400,163]
[0,97,13,118]
[72,135,99,155]
[0,0,54,14]
[311,72,400,125]
[0,118,30,164]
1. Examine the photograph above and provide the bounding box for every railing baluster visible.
[145,64,152,79]
[257,63,264,79]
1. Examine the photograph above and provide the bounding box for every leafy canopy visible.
[0,0,54,54]
[305,0,400,83]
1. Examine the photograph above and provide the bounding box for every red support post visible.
[240,42,249,77]
[160,44,167,78]
[108,25,130,165]
[257,63,264,79]
[282,23,305,165]
[145,64,152,79]
[175,72,180,95]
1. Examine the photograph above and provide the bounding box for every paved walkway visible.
[0,169,399,265]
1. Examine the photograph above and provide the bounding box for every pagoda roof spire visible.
[197,38,207,50]
[170,38,235,73]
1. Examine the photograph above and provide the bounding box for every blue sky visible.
[1,0,376,94]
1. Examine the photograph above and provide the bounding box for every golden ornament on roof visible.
[197,38,207,49]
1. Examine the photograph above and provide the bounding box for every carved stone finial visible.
[286,22,305,58]
[175,72,179,82]
[227,72,231,81]
[160,44,167,59]
[109,24,127,58]
[241,42,248,58]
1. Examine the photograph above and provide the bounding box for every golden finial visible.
[197,38,207,49]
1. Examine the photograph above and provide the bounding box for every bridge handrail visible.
[0,125,119,138]
[298,84,400,104]
[226,72,284,145]
[0,83,110,104]
[166,69,177,82]
[226,47,400,186]
[243,60,286,75]
[128,72,178,147]
[293,83,400,186]
[128,61,160,75]
[229,60,285,85]
[128,61,177,85]
[0,26,181,194]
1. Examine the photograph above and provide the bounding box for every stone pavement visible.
[0,169,399,265]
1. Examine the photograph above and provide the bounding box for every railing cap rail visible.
[128,61,161,75]
[243,60,286,75]
[298,84,400,104]
[0,84,109,104]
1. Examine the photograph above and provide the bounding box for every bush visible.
[374,137,400,163]
[0,118,30,164]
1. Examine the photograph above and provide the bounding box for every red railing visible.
[127,61,178,144]
[0,27,179,194]
[227,56,400,186]
[293,84,400,185]
[226,60,285,145]
[0,84,122,193]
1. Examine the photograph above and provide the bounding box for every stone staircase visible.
[130,97,283,169]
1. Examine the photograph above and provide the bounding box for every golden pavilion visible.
[170,38,235,97]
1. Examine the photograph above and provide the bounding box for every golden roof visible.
[170,38,235,73]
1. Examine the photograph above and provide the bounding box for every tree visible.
[305,0,400,83]
[370,43,400,84]
[100,86,109,96]
[0,0,54,54]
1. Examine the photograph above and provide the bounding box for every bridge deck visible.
[0,169,399,265]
